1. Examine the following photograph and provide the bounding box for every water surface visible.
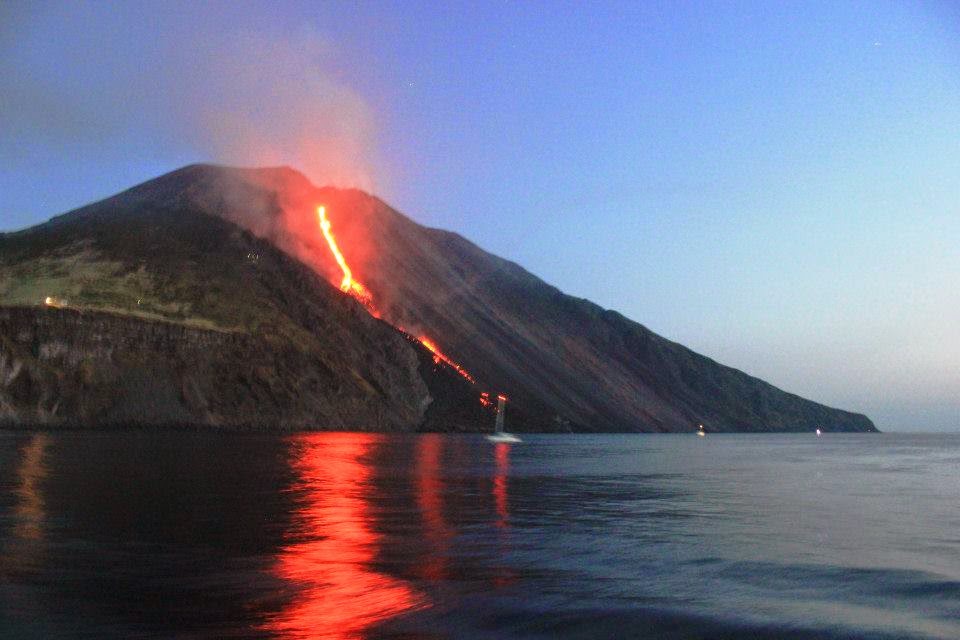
[1,431,958,639]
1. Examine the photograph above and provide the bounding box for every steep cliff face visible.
[0,164,877,432]
[0,306,433,430]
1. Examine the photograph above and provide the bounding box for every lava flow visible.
[317,206,376,313]
[417,336,476,384]
[315,205,477,385]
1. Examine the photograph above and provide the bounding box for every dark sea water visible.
[2,432,960,639]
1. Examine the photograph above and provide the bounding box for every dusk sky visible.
[2,1,958,431]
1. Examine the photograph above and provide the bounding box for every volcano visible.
[0,164,876,432]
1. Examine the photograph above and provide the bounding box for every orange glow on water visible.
[0,434,50,604]
[263,434,424,638]
[415,435,452,582]
[12,434,49,543]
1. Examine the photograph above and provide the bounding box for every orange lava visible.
[315,204,481,389]
[316,206,376,312]
[417,336,476,384]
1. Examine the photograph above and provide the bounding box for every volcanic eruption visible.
[0,164,877,433]
[314,205,479,387]
[316,206,376,314]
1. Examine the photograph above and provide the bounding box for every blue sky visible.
[2,1,958,430]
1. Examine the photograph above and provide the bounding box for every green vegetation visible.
[0,242,229,331]
[0,204,328,344]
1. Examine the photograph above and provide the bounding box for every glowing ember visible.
[316,206,375,311]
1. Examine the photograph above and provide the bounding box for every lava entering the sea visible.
[315,205,477,386]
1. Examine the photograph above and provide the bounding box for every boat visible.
[697,424,706,437]
[816,428,822,436]
[487,394,522,443]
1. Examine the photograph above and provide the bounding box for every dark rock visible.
[0,164,877,432]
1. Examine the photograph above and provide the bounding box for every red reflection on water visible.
[491,442,519,589]
[493,443,510,530]
[415,434,452,581]
[263,433,425,639]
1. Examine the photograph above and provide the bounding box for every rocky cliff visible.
[0,306,432,430]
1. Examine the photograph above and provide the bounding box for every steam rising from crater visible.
[178,30,381,192]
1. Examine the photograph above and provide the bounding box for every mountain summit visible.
[0,164,876,432]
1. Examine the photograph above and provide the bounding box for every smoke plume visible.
[167,29,382,191]
[1,4,383,193]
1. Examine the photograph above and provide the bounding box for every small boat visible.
[816,428,822,436]
[697,424,706,437]
[487,394,522,443]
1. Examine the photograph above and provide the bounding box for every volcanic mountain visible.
[0,164,876,432]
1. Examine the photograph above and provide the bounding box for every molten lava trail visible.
[417,337,476,384]
[316,206,375,311]
[315,205,477,385]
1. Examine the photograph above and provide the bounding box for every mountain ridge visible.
[0,164,877,432]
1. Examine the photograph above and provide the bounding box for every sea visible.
[2,431,959,639]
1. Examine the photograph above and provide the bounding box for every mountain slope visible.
[0,164,876,432]
[318,187,876,433]
[0,178,485,430]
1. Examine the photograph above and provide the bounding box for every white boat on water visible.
[487,394,522,443]
[697,424,706,437]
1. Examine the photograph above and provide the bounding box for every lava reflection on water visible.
[1,433,50,583]
[493,443,510,530]
[263,433,425,639]
[490,441,519,589]
[13,433,49,543]
[415,434,452,582]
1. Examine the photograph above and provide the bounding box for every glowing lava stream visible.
[315,205,476,384]
[317,206,375,312]
[417,336,476,384]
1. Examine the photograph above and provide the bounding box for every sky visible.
[1,0,958,431]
